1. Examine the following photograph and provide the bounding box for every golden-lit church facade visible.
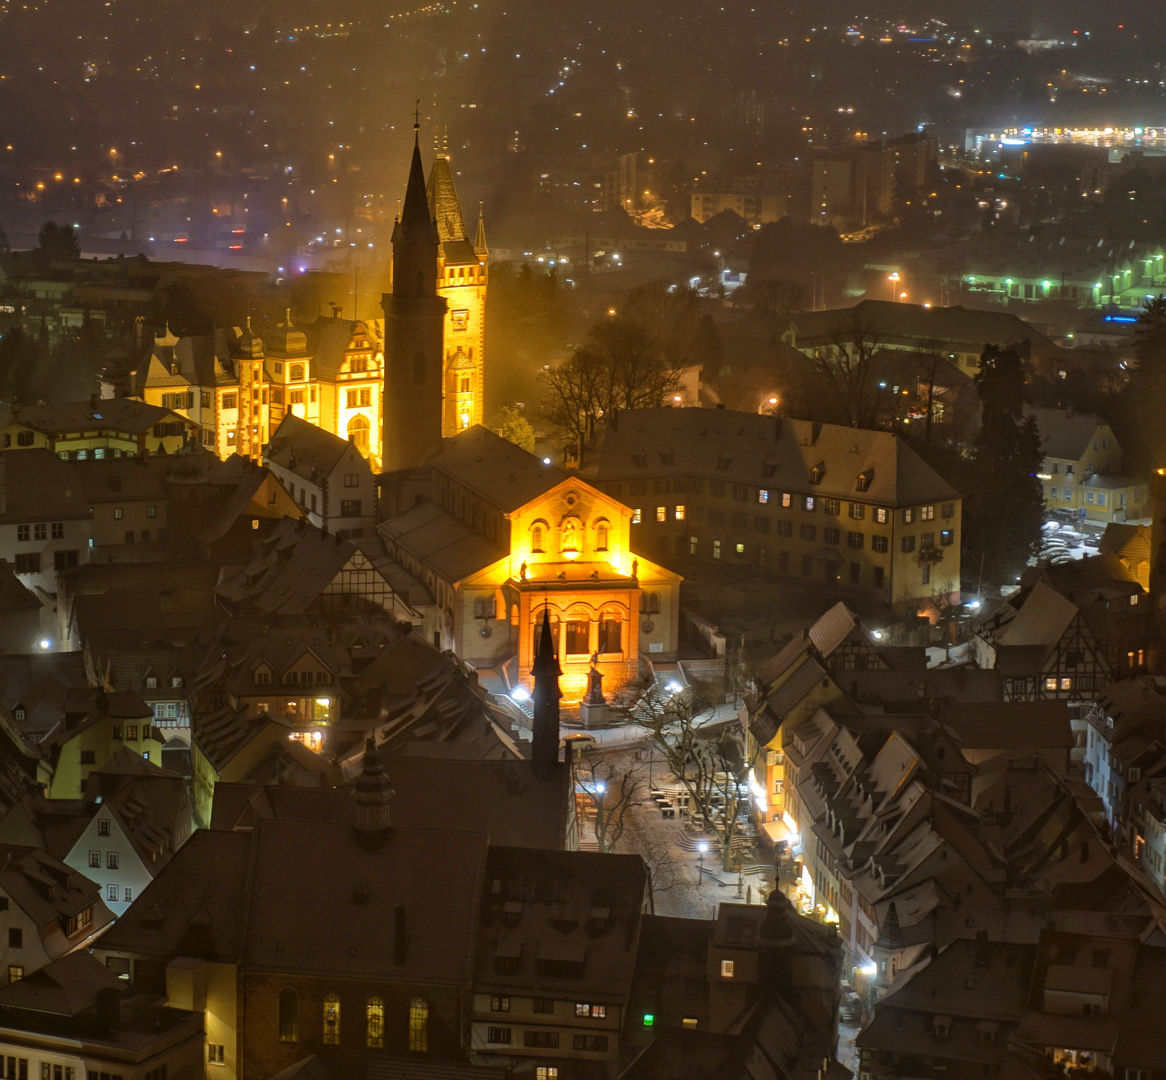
[381,428,682,703]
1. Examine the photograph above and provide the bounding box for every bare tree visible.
[630,686,756,872]
[538,352,599,465]
[576,759,642,854]
[812,309,884,428]
[632,828,682,896]
[539,316,683,462]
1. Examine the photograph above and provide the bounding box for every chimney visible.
[394,905,407,964]
[96,988,121,1034]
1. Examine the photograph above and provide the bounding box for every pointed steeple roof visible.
[426,156,469,244]
[474,202,488,259]
[393,132,438,248]
[533,606,562,682]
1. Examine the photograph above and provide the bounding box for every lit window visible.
[735,542,745,555]
[804,496,815,512]
[632,508,642,524]
[758,490,769,504]
[1060,677,1073,691]
[682,1018,698,1029]
[721,960,735,978]
[656,506,667,522]
[674,505,686,521]
[1045,677,1058,691]
[366,997,384,1048]
[322,994,340,1044]
[408,997,428,1052]
[536,1069,559,1080]
[875,508,888,524]
[780,492,791,508]
[712,540,721,559]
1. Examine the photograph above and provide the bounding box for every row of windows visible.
[14,550,79,575]
[612,479,954,521]
[15,522,64,541]
[110,507,157,520]
[280,990,427,1052]
[489,998,606,1018]
[485,1029,609,1052]
[87,851,120,870]
[106,884,132,902]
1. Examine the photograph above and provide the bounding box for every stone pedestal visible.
[579,654,608,728]
[578,699,610,728]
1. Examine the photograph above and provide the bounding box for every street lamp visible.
[887,272,900,300]
[698,841,709,884]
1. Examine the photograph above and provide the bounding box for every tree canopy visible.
[962,346,1044,586]
[36,221,80,261]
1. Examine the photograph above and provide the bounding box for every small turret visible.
[353,738,394,847]
[531,608,562,781]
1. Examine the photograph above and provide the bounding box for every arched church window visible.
[596,521,610,551]
[347,415,370,453]
[278,989,298,1043]
[322,993,340,1045]
[366,997,384,1048]
[532,524,545,553]
[408,998,429,1052]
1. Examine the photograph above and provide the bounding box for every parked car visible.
[561,732,598,756]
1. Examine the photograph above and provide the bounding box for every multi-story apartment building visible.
[1030,405,1149,524]
[590,408,961,605]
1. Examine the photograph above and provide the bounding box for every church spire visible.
[392,124,439,296]
[531,606,562,781]
[474,201,488,259]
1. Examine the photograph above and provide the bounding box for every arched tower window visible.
[366,997,384,1048]
[409,998,429,1052]
[290,363,304,381]
[278,989,298,1043]
[531,523,545,553]
[322,993,340,1045]
[347,415,370,453]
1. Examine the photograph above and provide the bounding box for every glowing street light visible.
[887,271,900,300]
[698,841,709,883]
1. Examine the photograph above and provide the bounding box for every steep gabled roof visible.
[428,425,570,513]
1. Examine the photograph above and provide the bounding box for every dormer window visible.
[170,675,183,689]
[633,451,648,467]
[716,454,732,471]
[762,461,777,478]
[809,464,824,484]
[857,472,872,492]
[659,450,674,466]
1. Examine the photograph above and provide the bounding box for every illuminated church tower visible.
[382,122,447,475]
[426,132,488,436]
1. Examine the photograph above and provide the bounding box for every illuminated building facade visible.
[124,145,487,469]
